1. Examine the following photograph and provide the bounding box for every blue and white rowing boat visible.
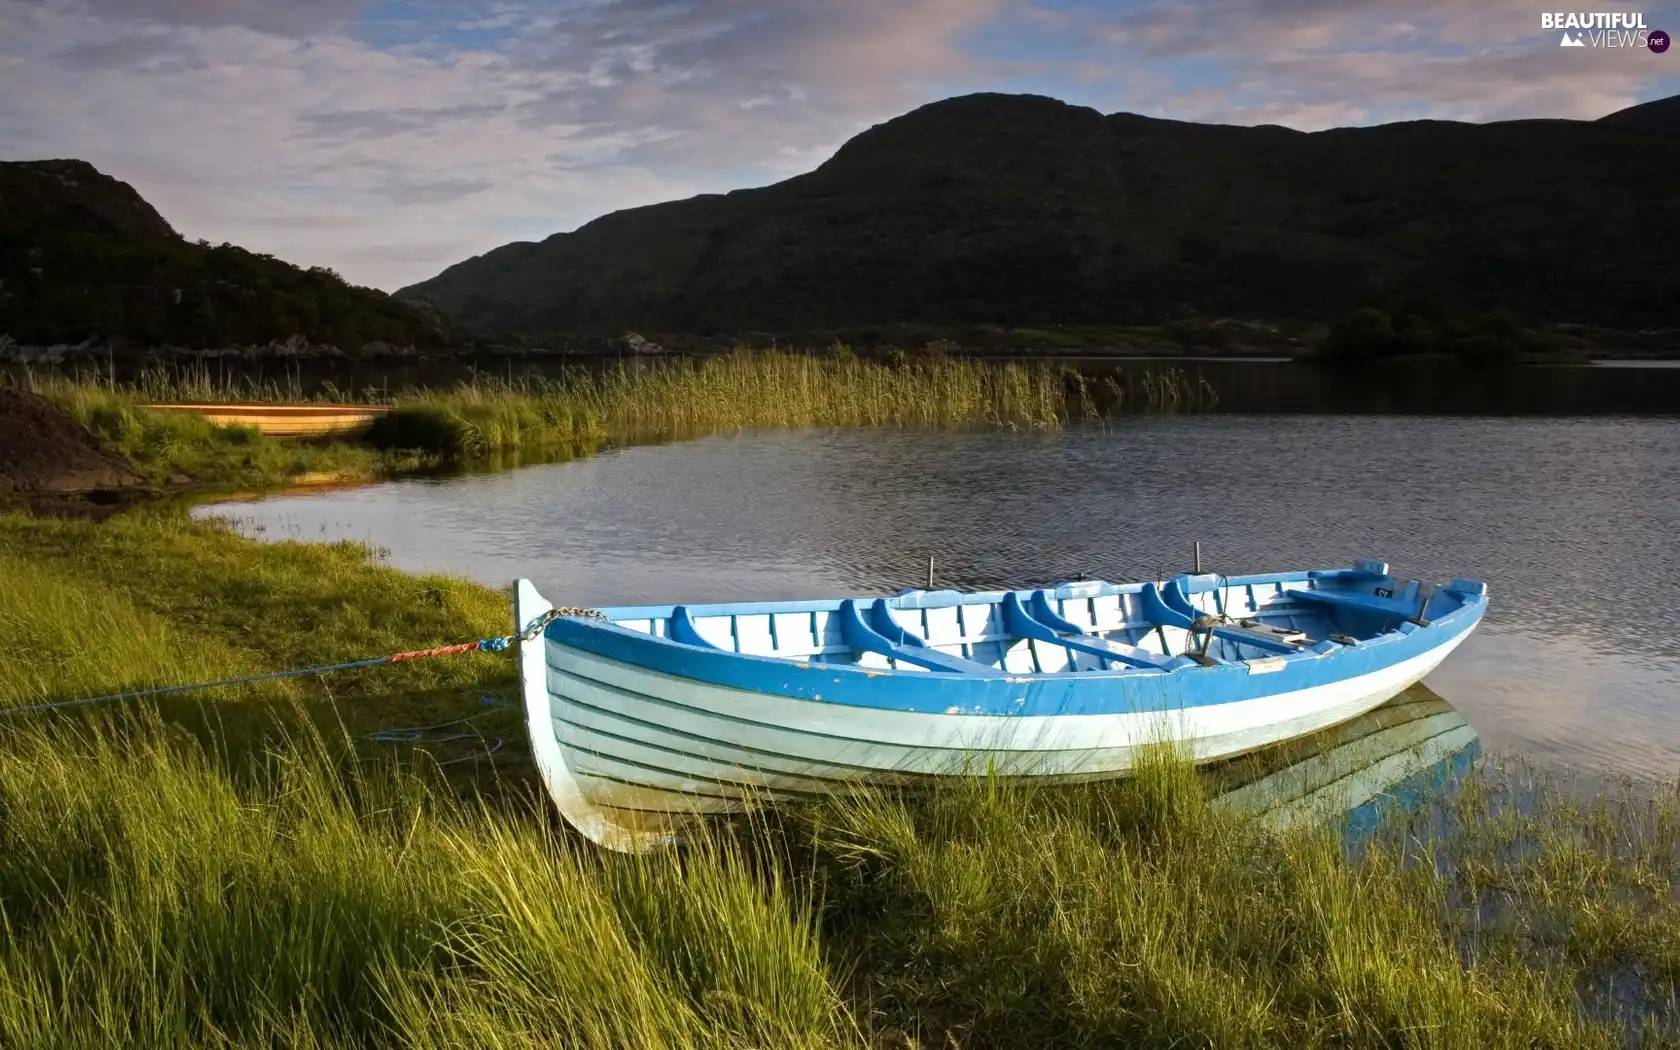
[514,559,1487,851]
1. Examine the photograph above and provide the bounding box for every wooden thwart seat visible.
[1003,593,1180,670]
[1290,588,1414,620]
[1209,622,1306,655]
[839,599,1006,676]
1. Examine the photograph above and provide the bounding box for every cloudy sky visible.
[3,0,1675,291]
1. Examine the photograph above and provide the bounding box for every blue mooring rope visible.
[0,606,599,719]
[0,655,401,717]
[362,699,507,766]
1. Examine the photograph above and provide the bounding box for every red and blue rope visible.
[0,607,594,718]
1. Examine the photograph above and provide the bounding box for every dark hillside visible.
[1596,93,1680,132]
[0,159,452,350]
[400,92,1680,334]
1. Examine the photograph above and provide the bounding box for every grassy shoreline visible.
[2,511,1679,1046]
[5,358,1680,1046]
[16,349,1216,492]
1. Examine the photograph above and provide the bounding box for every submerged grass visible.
[16,350,1215,487]
[3,512,1678,1047]
[792,757,1613,1048]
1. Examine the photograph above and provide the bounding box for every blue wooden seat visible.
[1289,588,1412,619]
[1209,622,1305,655]
[1058,632,1182,669]
[838,599,1007,676]
[1004,593,1182,670]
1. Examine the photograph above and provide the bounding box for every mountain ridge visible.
[398,91,1680,334]
[0,159,453,351]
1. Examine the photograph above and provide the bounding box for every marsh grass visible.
[1,708,1668,1048]
[366,352,1077,458]
[4,513,1676,1047]
[1403,759,1680,1039]
[0,712,847,1050]
[18,351,1215,484]
[781,752,1621,1049]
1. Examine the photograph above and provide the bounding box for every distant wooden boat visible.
[515,560,1488,851]
[141,402,391,438]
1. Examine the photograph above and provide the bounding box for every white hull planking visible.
[516,582,1470,851]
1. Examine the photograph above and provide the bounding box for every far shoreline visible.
[4,315,1677,371]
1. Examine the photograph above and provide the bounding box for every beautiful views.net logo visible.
[1541,12,1671,51]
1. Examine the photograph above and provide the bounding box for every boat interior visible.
[592,560,1485,677]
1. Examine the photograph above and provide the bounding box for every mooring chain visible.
[495,606,607,651]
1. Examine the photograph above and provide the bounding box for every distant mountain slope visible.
[0,159,451,350]
[400,92,1680,334]
[1597,93,1680,133]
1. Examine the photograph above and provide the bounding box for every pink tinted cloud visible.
[1,0,1008,288]
[1,0,1671,291]
[1072,0,1673,126]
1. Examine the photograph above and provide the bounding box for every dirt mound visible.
[0,388,144,496]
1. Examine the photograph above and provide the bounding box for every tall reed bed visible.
[369,352,1077,458]
[27,358,371,404]
[585,351,1072,432]
[369,352,1223,459]
[17,352,1217,478]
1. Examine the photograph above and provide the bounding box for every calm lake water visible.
[198,416,1680,778]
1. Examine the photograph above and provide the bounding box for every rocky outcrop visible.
[0,388,143,496]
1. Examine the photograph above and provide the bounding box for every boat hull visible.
[140,402,391,438]
[515,578,1484,851]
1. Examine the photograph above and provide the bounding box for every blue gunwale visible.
[541,565,1490,718]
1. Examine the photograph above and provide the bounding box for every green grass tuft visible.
[368,403,486,457]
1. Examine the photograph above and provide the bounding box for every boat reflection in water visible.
[1204,684,1479,839]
